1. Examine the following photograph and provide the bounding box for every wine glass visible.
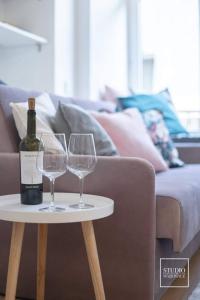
[67,133,97,209]
[37,133,67,211]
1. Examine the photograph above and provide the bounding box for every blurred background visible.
[0,0,199,131]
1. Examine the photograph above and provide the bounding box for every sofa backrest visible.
[0,86,41,152]
[0,85,116,153]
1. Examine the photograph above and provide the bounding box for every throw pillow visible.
[100,85,132,105]
[10,93,56,139]
[118,92,187,135]
[143,110,184,168]
[100,85,122,104]
[158,88,173,104]
[91,108,168,172]
[0,80,6,85]
[52,102,118,156]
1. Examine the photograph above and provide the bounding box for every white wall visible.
[90,0,128,98]
[0,0,55,92]
[73,0,90,98]
[0,0,139,99]
[54,0,74,96]
[127,0,142,90]
[141,0,200,110]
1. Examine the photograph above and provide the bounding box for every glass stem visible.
[79,177,84,207]
[50,178,55,208]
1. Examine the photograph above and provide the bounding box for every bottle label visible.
[20,151,43,184]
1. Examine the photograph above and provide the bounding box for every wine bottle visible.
[19,98,43,204]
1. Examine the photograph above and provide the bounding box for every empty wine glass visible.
[67,133,97,209]
[37,133,67,211]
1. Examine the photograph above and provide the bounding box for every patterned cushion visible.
[143,109,184,168]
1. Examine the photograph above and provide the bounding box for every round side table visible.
[0,193,114,300]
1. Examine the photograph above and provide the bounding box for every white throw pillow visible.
[10,93,56,139]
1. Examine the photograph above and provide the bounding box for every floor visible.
[1,249,200,300]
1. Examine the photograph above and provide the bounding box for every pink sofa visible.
[0,84,200,300]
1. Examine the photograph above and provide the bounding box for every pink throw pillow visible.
[100,85,131,104]
[100,86,120,104]
[91,108,168,172]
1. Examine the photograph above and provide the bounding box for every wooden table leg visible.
[37,224,48,300]
[5,222,25,300]
[81,221,106,300]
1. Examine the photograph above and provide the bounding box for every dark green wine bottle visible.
[19,98,43,205]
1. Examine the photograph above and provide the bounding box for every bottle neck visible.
[27,110,36,138]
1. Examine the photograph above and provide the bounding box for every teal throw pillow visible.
[118,92,187,135]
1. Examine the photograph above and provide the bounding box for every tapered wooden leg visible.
[82,221,106,300]
[37,224,48,300]
[5,222,25,300]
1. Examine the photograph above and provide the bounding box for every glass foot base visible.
[39,206,65,212]
[69,203,94,209]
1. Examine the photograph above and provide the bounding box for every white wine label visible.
[20,151,43,185]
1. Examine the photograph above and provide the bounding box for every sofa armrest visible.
[0,153,155,300]
[175,143,200,164]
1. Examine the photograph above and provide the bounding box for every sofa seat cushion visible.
[156,164,200,252]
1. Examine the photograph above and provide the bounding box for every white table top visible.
[0,193,114,224]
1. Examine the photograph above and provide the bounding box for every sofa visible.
[0,84,200,300]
